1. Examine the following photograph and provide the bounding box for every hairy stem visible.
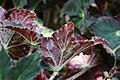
[49,71,58,80]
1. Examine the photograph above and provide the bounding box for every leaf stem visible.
[66,67,89,80]
[49,71,58,80]
[113,45,120,53]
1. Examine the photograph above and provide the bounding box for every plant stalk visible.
[66,67,89,80]
[49,71,58,80]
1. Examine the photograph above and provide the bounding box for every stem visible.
[66,67,89,80]
[113,45,120,53]
[49,71,58,80]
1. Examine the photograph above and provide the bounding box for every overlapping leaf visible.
[6,8,36,29]
[5,26,41,45]
[90,17,120,59]
[0,47,41,80]
[67,51,100,70]
[91,17,120,49]
[0,6,6,22]
[40,22,107,72]
[0,6,41,58]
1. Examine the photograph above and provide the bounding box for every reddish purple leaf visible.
[40,22,107,71]
[0,6,6,22]
[5,26,41,45]
[7,33,31,59]
[0,7,40,59]
[6,8,36,29]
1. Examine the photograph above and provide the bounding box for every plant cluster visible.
[0,0,120,80]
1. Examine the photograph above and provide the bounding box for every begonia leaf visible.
[6,8,36,29]
[5,26,41,45]
[40,22,107,72]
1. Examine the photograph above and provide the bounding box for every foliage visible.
[0,0,120,80]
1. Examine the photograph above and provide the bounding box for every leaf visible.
[91,17,120,49]
[6,8,36,29]
[60,0,85,19]
[0,7,41,59]
[0,6,6,22]
[90,17,120,59]
[12,0,28,8]
[7,33,31,59]
[67,51,100,70]
[40,22,107,72]
[0,47,12,80]
[72,16,96,29]
[5,26,41,45]
[0,47,41,80]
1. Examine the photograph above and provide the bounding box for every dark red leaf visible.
[40,22,107,71]
[0,6,6,22]
[6,8,36,29]
[5,26,41,45]
[7,33,31,59]
[0,7,40,59]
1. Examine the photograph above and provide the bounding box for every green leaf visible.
[0,47,41,80]
[91,17,120,59]
[0,47,12,80]
[12,0,28,8]
[60,0,85,19]
[72,16,95,29]
[91,17,120,49]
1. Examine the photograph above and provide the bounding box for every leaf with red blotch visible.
[6,8,36,29]
[34,70,48,80]
[40,22,107,72]
[5,26,41,45]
